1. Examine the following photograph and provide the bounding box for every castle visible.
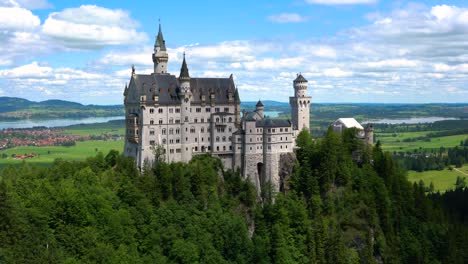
[123,24,311,192]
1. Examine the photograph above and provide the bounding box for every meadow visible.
[376,131,466,152]
[407,164,468,192]
[0,140,124,168]
[62,120,125,136]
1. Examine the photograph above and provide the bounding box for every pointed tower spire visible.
[179,52,190,81]
[152,20,169,74]
[155,20,166,51]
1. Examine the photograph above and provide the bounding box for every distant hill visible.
[1,96,466,122]
[0,97,123,121]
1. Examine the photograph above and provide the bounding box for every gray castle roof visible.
[131,73,237,105]
[294,74,307,83]
[256,118,291,128]
[256,100,264,107]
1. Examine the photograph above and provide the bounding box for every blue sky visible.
[0,0,467,104]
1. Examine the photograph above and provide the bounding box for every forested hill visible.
[1,96,466,122]
[1,129,467,263]
[0,97,123,120]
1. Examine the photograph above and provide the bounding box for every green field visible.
[62,120,125,136]
[0,140,124,168]
[407,164,468,192]
[376,131,467,152]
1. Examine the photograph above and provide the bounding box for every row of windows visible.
[150,126,232,135]
[152,134,234,144]
[148,117,234,125]
[248,127,289,133]
[247,145,288,151]
[161,145,233,154]
[246,136,289,143]
[148,107,231,114]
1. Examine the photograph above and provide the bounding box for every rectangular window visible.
[206,108,211,112]
[224,107,229,112]
[175,108,180,113]
[158,108,163,113]
[150,140,155,145]
[149,108,154,114]
[169,108,173,113]
[215,108,220,113]
[150,130,155,135]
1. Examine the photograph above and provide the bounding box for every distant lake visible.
[264,111,280,118]
[369,117,459,124]
[0,116,124,130]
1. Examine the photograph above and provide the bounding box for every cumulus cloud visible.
[1,2,468,104]
[42,5,147,49]
[0,6,40,30]
[267,13,308,23]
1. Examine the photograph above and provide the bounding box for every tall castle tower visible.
[152,23,168,74]
[289,74,311,131]
[178,53,192,162]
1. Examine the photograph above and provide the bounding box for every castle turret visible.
[152,23,168,74]
[234,87,241,128]
[179,53,192,162]
[290,74,311,131]
[364,123,374,145]
[255,100,264,118]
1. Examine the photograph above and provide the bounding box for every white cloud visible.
[14,0,52,9]
[42,5,147,49]
[0,62,52,78]
[267,13,308,23]
[366,59,419,68]
[292,44,337,58]
[323,68,353,77]
[243,57,304,71]
[0,6,40,30]
[306,0,377,5]
[100,49,153,66]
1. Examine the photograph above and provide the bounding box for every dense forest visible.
[1,129,467,263]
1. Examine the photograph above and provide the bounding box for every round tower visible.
[255,100,264,118]
[364,123,374,145]
[289,74,311,131]
[152,23,169,74]
[179,53,192,162]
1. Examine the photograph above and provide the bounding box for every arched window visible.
[169,128,174,134]
[216,136,220,142]
[162,128,166,135]
[222,136,226,142]
[150,119,154,125]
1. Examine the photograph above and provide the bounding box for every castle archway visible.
[257,162,264,186]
